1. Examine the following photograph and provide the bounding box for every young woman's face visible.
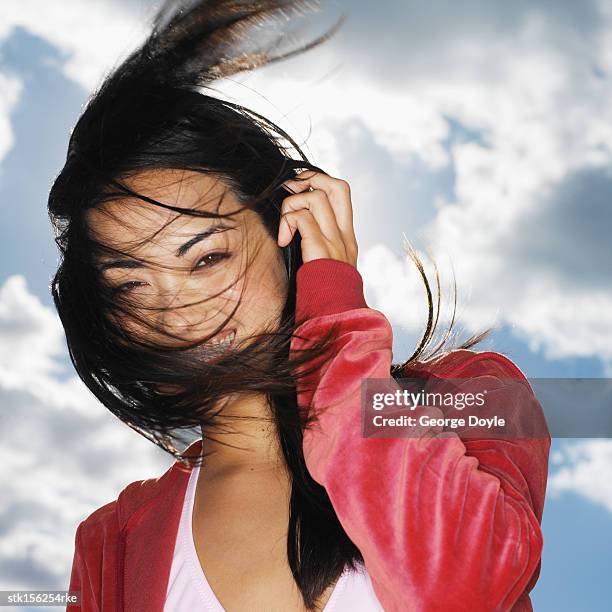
[85,169,289,351]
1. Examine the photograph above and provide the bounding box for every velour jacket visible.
[66,257,551,612]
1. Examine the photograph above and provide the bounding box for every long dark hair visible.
[47,1,492,608]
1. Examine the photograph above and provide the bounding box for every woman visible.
[50,1,550,611]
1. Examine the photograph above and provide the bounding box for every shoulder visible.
[74,499,120,554]
[76,472,171,540]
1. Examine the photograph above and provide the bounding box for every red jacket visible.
[67,258,550,612]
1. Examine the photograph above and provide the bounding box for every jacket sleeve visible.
[290,258,551,612]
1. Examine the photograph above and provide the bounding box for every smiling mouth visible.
[204,328,236,350]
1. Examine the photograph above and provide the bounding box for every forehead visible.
[86,169,245,247]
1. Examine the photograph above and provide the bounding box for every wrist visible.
[294,258,368,322]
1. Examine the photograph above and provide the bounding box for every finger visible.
[278,209,334,262]
[283,171,355,242]
[279,189,344,247]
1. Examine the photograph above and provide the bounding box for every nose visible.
[154,278,210,338]
[157,305,202,337]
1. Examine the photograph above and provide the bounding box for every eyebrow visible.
[97,223,236,272]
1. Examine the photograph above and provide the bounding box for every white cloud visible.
[0,72,22,165]
[548,439,612,514]
[359,244,421,328]
[0,276,65,381]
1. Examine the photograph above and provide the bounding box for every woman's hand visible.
[278,170,358,267]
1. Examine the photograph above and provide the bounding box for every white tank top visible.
[164,461,384,611]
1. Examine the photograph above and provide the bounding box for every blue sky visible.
[0,1,610,610]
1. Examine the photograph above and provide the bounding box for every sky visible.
[0,1,611,610]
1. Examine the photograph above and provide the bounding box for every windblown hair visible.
[47,1,492,608]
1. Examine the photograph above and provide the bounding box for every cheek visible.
[222,282,241,302]
[259,258,288,302]
[232,259,287,314]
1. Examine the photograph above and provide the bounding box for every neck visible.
[199,392,286,474]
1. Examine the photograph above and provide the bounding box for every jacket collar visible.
[117,437,203,611]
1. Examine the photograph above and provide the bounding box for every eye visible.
[113,281,146,295]
[193,251,231,271]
